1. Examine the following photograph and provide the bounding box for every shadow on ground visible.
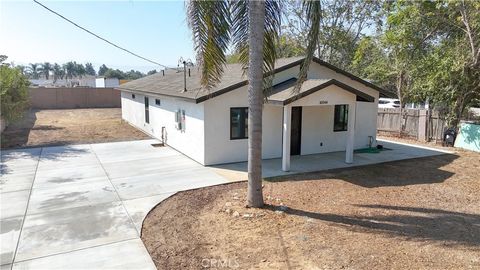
[0,145,89,175]
[1,109,38,149]
[266,154,458,187]
[266,204,479,247]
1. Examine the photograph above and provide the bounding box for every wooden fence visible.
[377,108,447,142]
[29,87,120,109]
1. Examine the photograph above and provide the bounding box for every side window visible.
[155,99,161,105]
[230,107,248,140]
[132,94,136,99]
[144,97,149,124]
[333,104,348,132]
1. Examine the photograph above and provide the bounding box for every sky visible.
[0,0,195,73]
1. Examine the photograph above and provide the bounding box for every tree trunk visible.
[246,0,265,208]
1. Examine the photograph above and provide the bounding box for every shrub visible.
[0,65,30,122]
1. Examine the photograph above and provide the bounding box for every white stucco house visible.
[117,57,387,171]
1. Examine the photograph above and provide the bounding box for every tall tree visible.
[187,0,319,207]
[63,62,76,80]
[40,62,52,80]
[98,64,109,76]
[74,62,86,78]
[85,63,96,76]
[28,63,40,79]
[52,63,64,82]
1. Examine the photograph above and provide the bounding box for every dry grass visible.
[1,108,149,149]
[142,149,480,270]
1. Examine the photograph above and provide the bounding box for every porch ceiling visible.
[267,78,375,105]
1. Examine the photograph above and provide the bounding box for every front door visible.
[290,106,302,155]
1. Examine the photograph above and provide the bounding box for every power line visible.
[33,0,168,69]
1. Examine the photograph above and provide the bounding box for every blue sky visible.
[0,0,195,72]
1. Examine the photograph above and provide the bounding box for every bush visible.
[0,65,30,122]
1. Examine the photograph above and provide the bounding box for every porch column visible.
[345,102,356,164]
[282,105,291,171]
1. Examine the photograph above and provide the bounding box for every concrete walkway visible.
[1,139,229,269]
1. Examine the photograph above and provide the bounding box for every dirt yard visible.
[1,108,149,148]
[142,150,480,269]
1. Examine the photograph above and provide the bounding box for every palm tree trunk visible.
[246,0,265,208]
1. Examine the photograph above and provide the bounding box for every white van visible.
[378,98,400,108]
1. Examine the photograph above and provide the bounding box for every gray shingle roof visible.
[117,56,384,103]
[117,57,303,101]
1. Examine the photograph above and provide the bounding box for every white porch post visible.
[345,102,356,164]
[282,105,291,171]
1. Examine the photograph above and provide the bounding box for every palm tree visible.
[63,61,76,80]
[187,0,321,207]
[40,62,52,80]
[52,63,64,82]
[28,63,40,79]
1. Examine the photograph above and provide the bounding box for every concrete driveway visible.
[1,139,229,269]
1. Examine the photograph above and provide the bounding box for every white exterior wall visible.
[121,91,205,164]
[203,86,283,165]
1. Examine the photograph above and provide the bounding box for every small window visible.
[333,104,348,132]
[155,99,161,105]
[230,107,248,140]
[132,94,135,99]
[144,97,150,124]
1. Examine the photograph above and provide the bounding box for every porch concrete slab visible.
[0,190,30,220]
[0,172,35,193]
[1,217,23,265]
[33,164,107,188]
[211,139,453,182]
[123,193,175,232]
[26,179,118,215]
[15,201,138,262]
[12,239,155,270]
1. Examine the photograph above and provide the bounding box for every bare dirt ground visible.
[1,108,149,149]
[142,150,480,270]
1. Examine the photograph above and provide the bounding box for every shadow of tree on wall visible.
[459,122,480,151]
[266,154,458,187]
[265,204,480,247]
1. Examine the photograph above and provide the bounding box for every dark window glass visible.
[333,104,348,132]
[144,97,149,124]
[230,107,248,140]
[155,99,161,105]
[132,94,135,99]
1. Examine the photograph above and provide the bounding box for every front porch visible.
[209,139,453,182]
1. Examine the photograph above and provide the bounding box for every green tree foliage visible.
[28,63,40,79]
[85,63,96,76]
[39,62,52,80]
[98,64,109,76]
[147,70,157,75]
[0,60,30,122]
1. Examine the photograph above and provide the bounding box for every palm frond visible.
[187,0,231,89]
[295,0,321,93]
[231,0,282,98]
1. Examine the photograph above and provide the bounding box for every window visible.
[144,97,149,124]
[155,99,161,105]
[333,104,348,132]
[230,107,248,140]
[132,94,135,99]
